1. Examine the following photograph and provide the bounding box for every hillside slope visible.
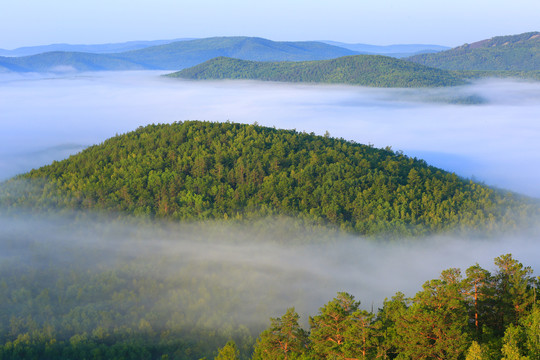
[321,41,450,57]
[167,56,467,87]
[2,121,535,236]
[0,37,359,72]
[116,36,359,69]
[0,38,194,57]
[406,32,540,71]
[0,51,145,72]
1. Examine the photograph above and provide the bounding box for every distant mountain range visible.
[168,55,466,87]
[320,41,450,58]
[0,37,358,72]
[0,33,538,82]
[407,32,540,71]
[0,37,450,73]
[0,39,195,57]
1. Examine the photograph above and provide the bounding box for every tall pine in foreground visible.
[252,254,539,360]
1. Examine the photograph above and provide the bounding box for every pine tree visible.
[252,308,307,360]
[215,341,240,360]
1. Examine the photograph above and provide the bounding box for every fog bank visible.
[1,212,538,320]
[1,72,540,197]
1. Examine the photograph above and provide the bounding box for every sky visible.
[1,0,539,49]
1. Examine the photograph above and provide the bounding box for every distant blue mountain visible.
[0,37,360,72]
[320,41,450,58]
[0,38,195,57]
[0,52,145,72]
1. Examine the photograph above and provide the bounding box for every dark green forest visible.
[2,121,536,237]
[167,56,466,87]
[407,32,540,71]
[251,254,540,360]
[0,221,538,360]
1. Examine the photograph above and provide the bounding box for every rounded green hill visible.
[3,121,536,236]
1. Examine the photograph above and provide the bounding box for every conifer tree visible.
[252,308,307,360]
[215,341,240,360]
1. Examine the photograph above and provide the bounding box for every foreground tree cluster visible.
[1,250,537,360]
[2,121,536,237]
[249,254,539,360]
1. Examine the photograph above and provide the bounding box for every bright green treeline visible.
[167,56,467,87]
[252,254,540,360]
[3,121,536,237]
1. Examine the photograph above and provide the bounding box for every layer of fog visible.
[1,71,540,198]
[1,212,538,325]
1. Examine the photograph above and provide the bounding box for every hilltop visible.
[167,55,467,87]
[2,121,535,236]
[407,31,540,71]
[320,41,450,57]
[0,51,145,72]
[0,37,358,72]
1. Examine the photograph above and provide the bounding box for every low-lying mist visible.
[1,72,540,197]
[1,211,538,326]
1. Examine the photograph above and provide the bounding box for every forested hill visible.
[0,37,359,72]
[406,31,540,71]
[3,121,536,236]
[167,56,467,87]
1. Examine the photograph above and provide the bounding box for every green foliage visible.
[3,121,536,237]
[254,255,539,360]
[407,32,540,71]
[456,70,540,81]
[521,307,540,359]
[394,268,470,360]
[215,341,240,360]
[308,292,364,360]
[252,308,307,360]
[466,341,488,360]
[167,55,467,87]
[501,325,529,360]
[0,228,262,360]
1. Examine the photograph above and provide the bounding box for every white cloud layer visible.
[1,72,539,198]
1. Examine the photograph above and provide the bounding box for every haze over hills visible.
[168,55,467,88]
[0,37,358,72]
[321,41,450,58]
[407,31,540,71]
[3,121,536,237]
[1,33,538,79]
[0,38,195,57]
[0,51,146,72]
[2,28,540,360]
[115,36,359,69]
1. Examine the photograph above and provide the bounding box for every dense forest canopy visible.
[252,254,539,360]
[0,219,538,360]
[1,121,537,237]
[407,32,540,71]
[167,56,467,88]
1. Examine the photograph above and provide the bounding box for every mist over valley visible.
[1,71,540,197]
[1,50,540,359]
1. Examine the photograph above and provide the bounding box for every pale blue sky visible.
[1,0,539,49]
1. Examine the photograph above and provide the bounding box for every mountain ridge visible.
[167,55,467,87]
[0,37,359,72]
[406,31,540,71]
